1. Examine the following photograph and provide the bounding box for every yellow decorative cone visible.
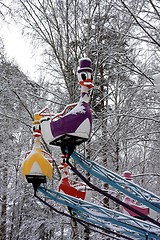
[22,138,53,179]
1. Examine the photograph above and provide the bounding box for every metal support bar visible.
[35,194,132,240]
[37,186,160,240]
[71,152,160,213]
[66,158,160,227]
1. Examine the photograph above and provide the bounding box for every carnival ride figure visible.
[122,171,159,220]
[40,58,94,159]
[58,161,91,201]
[21,113,53,192]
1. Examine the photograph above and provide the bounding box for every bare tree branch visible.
[120,0,160,48]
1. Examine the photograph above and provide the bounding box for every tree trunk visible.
[0,164,7,240]
[68,208,78,240]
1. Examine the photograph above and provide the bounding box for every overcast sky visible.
[0,20,42,81]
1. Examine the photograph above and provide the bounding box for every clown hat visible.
[33,113,42,125]
[77,58,93,73]
[122,171,133,180]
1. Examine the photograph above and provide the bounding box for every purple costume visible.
[50,92,92,142]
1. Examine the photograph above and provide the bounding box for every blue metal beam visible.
[37,186,160,240]
[35,195,132,240]
[71,151,160,213]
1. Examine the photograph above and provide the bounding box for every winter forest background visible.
[0,0,160,239]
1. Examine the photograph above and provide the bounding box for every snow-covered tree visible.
[0,0,160,239]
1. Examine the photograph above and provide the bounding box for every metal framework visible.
[71,151,160,213]
[37,186,160,240]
